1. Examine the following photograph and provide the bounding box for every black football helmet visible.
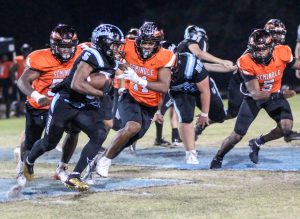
[50,24,78,63]
[91,24,124,60]
[161,40,177,52]
[264,19,286,45]
[135,22,164,59]
[20,43,32,57]
[126,28,139,40]
[184,25,208,43]
[248,29,274,65]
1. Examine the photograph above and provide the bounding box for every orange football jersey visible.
[237,45,293,93]
[124,39,176,107]
[26,45,83,109]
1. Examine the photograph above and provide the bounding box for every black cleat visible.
[154,138,171,147]
[284,131,300,142]
[248,138,261,164]
[210,155,223,169]
[195,124,208,141]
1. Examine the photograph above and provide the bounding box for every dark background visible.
[1,0,300,90]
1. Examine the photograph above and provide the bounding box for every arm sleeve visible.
[237,57,256,82]
[278,45,293,63]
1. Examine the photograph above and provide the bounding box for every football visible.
[87,72,111,90]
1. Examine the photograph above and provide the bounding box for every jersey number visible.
[48,78,64,97]
[262,79,274,91]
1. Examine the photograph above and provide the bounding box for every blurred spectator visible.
[0,53,15,118]
[12,43,32,117]
[294,25,300,79]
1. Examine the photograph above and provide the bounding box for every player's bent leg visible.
[210,131,243,169]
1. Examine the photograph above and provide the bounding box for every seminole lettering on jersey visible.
[237,45,293,93]
[124,39,175,107]
[53,69,70,78]
[26,45,83,110]
[128,64,155,77]
[256,70,280,81]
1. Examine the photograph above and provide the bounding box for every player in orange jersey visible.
[210,29,300,169]
[95,22,176,177]
[17,24,82,184]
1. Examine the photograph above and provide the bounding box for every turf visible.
[0,95,299,218]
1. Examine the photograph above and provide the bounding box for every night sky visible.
[1,0,300,87]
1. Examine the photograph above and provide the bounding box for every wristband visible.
[200,112,208,117]
[30,90,45,103]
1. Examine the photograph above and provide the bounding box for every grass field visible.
[0,95,300,218]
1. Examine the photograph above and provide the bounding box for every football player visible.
[17,24,82,185]
[95,22,176,177]
[246,19,300,158]
[210,29,300,169]
[177,25,237,139]
[22,24,124,191]
[153,41,182,147]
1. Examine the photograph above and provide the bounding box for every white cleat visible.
[185,151,199,165]
[83,159,97,185]
[96,156,111,177]
[53,165,69,183]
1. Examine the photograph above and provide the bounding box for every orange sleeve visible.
[237,55,255,76]
[26,50,49,71]
[277,45,293,63]
[157,49,176,68]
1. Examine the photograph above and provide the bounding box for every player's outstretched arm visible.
[204,63,237,73]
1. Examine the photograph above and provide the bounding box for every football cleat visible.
[96,156,112,177]
[172,138,183,147]
[23,159,34,181]
[83,158,97,185]
[209,155,223,169]
[284,131,300,142]
[194,124,208,141]
[185,151,199,165]
[64,174,89,192]
[53,164,69,183]
[154,138,171,147]
[248,138,261,164]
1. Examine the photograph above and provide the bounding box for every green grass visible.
[0,95,300,218]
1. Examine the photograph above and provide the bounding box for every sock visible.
[155,122,163,140]
[256,136,265,145]
[172,128,180,142]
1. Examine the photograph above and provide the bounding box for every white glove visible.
[124,67,147,88]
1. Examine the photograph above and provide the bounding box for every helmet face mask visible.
[248,29,274,65]
[50,24,78,63]
[264,19,286,45]
[91,24,125,61]
[135,22,164,60]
